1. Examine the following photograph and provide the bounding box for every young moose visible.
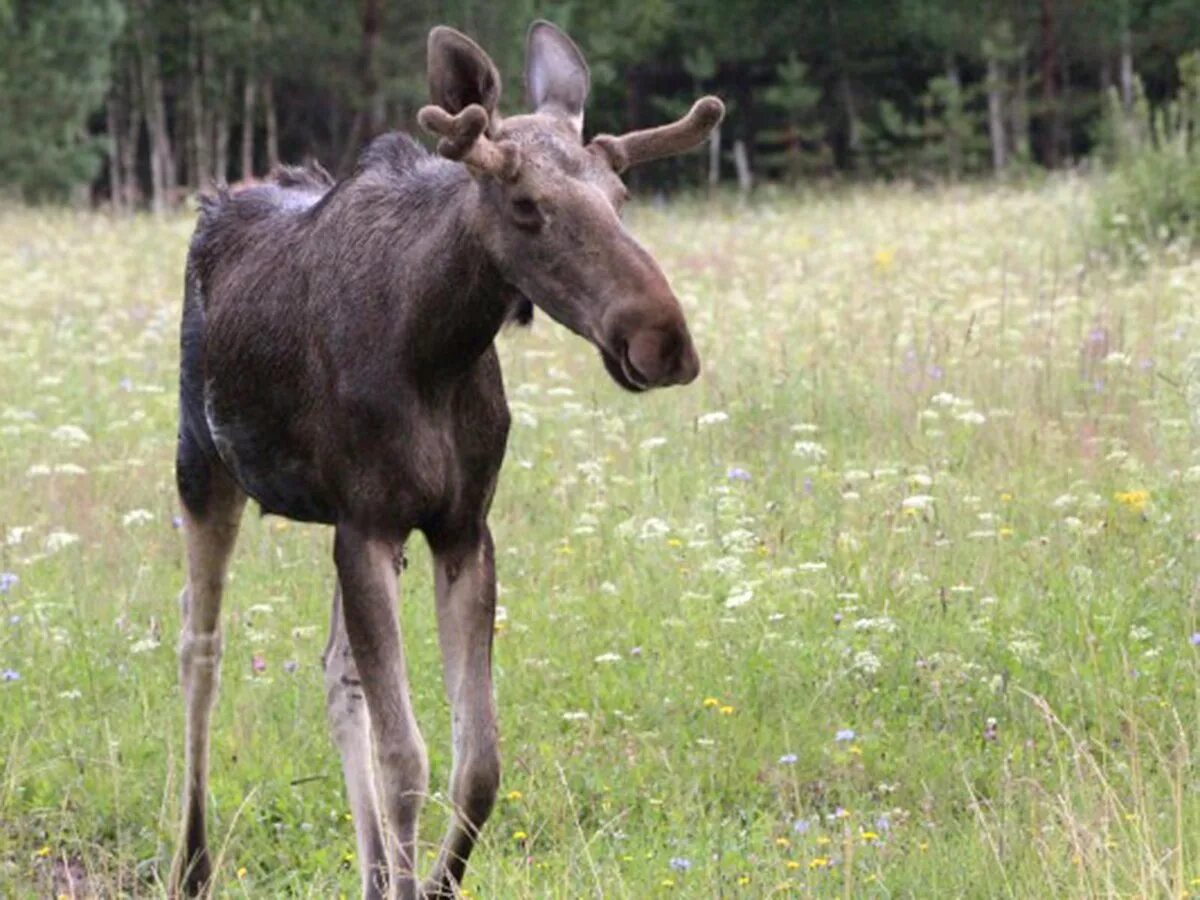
[170,20,722,899]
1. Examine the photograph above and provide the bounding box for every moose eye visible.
[510,197,543,230]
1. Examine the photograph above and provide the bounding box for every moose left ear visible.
[525,20,590,135]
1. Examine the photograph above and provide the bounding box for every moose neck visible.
[310,150,515,386]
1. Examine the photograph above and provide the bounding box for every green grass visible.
[1,180,1198,898]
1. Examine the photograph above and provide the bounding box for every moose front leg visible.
[423,527,501,899]
[334,526,429,900]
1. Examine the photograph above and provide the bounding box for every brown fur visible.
[169,20,721,899]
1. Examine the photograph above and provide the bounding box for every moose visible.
[170,19,722,899]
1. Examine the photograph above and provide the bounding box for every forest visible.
[2,0,1200,208]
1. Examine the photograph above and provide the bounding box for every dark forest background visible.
[2,0,1199,209]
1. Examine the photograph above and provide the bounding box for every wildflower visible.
[562,711,588,721]
[901,494,934,511]
[718,705,735,716]
[283,660,299,674]
[45,531,80,553]
[835,728,856,742]
[506,790,523,801]
[660,878,675,888]
[792,440,827,461]
[172,515,184,529]
[792,818,811,834]
[237,866,247,879]
[50,424,90,444]
[775,837,790,848]
[122,509,154,527]
[512,830,528,841]
[697,411,728,427]
[594,652,622,663]
[860,830,879,842]
[702,697,720,708]
[668,857,691,872]
[1190,633,1200,647]
[3,669,21,682]
[36,845,50,858]
[983,717,999,741]
[809,856,830,869]
[785,860,801,870]
[726,466,751,482]
[251,654,266,673]
[0,572,17,593]
[873,247,895,270]
[1113,490,1149,512]
[778,753,798,765]
[736,875,750,886]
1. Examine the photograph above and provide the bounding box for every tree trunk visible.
[986,54,1008,172]
[1119,21,1134,110]
[733,139,753,195]
[188,0,211,189]
[826,0,861,170]
[337,0,384,175]
[135,9,174,214]
[106,90,124,212]
[241,73,256,180]
[708,122,721,190]
[1039,0,1061,167]
[945,54,963,178]
[121,60,140,209]
[214,69,233,185]
[263,77,280,170]
[1012,49,1030,160]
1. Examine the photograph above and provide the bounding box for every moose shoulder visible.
[170,19,722,900]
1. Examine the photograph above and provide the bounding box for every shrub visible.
[1094,52,1200,259]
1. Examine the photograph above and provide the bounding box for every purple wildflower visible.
[835,728,856,742]
[0,572,17,594]
[874,815,891,832]
[171,515,183,530]
[803,477,814,495]
[792,818,811,835]
[251,654,266,673]
[1190,633,1200,647]
[778,753,798,765]
[283,660,299,674]
[727,467,751,482]
[2,669,19,682]
[668,857,691,872]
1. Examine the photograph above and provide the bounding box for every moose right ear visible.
[427,26,501,120]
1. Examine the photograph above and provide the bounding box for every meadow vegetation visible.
[0,179,1198,897]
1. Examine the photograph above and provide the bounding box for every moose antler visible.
[590,96,725,174]
[417,103,520,180]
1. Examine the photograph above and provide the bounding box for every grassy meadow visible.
[1,179,1198,898]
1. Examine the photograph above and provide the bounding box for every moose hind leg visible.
[334,525,429,900]
[324,581,389,899]
[169,444,246,896]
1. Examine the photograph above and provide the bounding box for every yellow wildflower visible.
[775,837,791,848]
[873,248,895,270]
[702,697,720,708]
[35,846,50,858]
[809,856,830,869]
[236,867,247,879]
[737,875,751,886]
[860,830,879,841]
[1114,490,1149,511]
[506,790,523,801]
[513,830,528,841]
[785,860,801,870]
[718,705,735,715]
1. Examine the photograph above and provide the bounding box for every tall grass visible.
[0,180,1197,896]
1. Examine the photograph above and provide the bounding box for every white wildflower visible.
[792,440,827,461]
[122,509,154,527]
[51,424,91,444]
[697,411,729,427]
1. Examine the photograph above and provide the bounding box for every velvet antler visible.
[590,96,725,174]
[417,104,520,180]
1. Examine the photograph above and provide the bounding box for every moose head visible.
[418,21,723,392]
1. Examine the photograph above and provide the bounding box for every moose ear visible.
[525,20,589,134]
[428,26,501,119]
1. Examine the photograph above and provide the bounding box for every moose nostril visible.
[626,327,698,387]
